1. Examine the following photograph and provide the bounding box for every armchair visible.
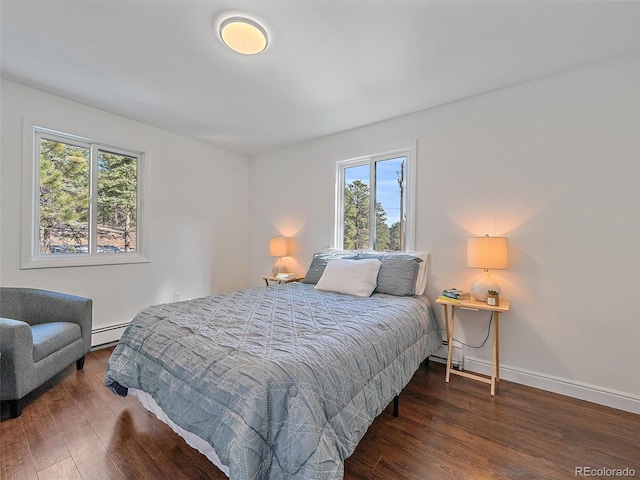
[0,287,92,418]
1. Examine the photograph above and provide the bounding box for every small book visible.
[438,295,462,303]
[276,273,295,280]
[442,288,471,300]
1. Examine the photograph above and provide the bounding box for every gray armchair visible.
[0,287,92,418]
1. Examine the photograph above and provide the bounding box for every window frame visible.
[21,123,149,269]
[334,142,417,252]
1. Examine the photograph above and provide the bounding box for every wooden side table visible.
[435,297,510,396]
[262,275,304,286]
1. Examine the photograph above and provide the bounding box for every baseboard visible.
[464,357,640,415]
[91,322,129,347]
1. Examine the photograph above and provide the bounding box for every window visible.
[335,144,416,251]
[22,126,148,268]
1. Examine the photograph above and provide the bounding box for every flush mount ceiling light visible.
[219,16,269,55]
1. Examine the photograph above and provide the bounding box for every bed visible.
[105,252,442,479]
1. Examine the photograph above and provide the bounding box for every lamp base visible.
[471,270,500,302]
[272,258,286,275]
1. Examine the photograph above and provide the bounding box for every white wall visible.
[1,79,251,345]
[249,55,640,413]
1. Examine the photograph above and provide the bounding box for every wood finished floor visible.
[2,347,639,479]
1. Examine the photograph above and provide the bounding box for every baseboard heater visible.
[429,335,464,371]
[91,322,130,348]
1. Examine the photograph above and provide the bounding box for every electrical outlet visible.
[174,292,181,302]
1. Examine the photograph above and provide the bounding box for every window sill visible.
[21,254,150,269]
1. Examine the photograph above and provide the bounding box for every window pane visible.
[374,157,406,251]
[39,138,90,254]
[343,164,370,250]
[97,150,137,253]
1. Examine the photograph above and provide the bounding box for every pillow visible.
[376,255,422,296]
[300,254,330,284]
[407,251,429,295]
[301,252,357,284]
[315,258,382,297]
[358,251,428,295]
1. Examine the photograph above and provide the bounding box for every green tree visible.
[343,180,391,250]
[97,151,137,251]
[39,140,89,253]
[374,204,391,251]
[388,221,403,251]
[343,180,370,249]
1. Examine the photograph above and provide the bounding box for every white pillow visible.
[315,258,382,297]
[403,251,429,295]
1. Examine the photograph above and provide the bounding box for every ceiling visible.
[2,1,640,157]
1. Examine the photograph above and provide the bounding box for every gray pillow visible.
[301,253,357,284]
[358,253,422,296]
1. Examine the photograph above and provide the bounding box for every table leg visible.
[444,305,454,383]
[495,312,500,383]
[491,312,500,396]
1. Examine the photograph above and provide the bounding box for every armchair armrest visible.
[0,318,36,399]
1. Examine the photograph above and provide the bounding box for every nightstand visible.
[262,275,304,286]
[435,297,510,396]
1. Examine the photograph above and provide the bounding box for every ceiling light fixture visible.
[219,16,269,55]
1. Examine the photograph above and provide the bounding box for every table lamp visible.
[467,235,508,301]
[269,236,290,275]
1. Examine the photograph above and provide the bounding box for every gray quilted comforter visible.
[104,283,441,479]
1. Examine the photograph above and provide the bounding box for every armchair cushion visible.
[31,322,82,363]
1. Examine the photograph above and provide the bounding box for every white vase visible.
[471,270,500,302]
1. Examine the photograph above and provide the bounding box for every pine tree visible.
[375,205,391,251]
[343,180,391,250]
[39,139,89,253]
[388,221,403,251]
[97,151,137,251]
[343,180,370,249]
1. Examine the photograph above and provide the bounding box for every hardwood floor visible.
[2,347,639,479]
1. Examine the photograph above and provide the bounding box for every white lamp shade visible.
[467,236,508,270]
[269,237,290,258]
